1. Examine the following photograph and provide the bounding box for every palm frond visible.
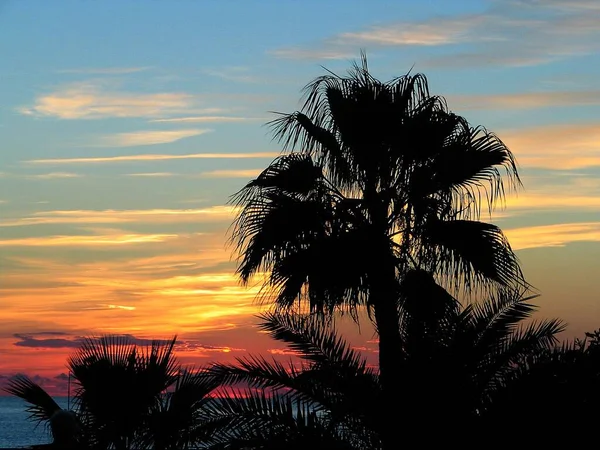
[259,312,370,377]
[422,219,526,293]
[4,374,62,426]
[203,390,358,450]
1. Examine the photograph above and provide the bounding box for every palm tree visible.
[229,54,525,448]
[205,311,381,449]
[483,329,600,444]
[205,292,562,449]
[394,269,563,442]
[5,335,220,450]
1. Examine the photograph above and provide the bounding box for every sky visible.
[1,0,600,395]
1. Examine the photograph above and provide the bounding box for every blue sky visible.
[1,0,599,390]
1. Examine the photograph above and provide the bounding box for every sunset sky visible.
[1,0,600,395]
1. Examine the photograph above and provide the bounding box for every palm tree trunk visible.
[370,261,403,450]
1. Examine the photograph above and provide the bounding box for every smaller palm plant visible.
[5,335,221,450]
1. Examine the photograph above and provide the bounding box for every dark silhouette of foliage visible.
[5,335,221,450]
[205,291,563,449]
[484,328,600,445]
[229,53,526,449]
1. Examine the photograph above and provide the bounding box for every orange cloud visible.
[505,222,600,250]
[27,152,279,164]
[19,83,196,119]
[0,233,178,247]
[200,169,262,178]
[501,123,600,169]
[97,129,211,147]
[450,91,600,110]
[0,206,238,227]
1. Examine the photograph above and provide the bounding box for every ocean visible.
[0,396,68,447]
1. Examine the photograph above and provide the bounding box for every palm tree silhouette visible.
[229,54,525,448]
[205,291,562,449]
[5,335,220,450]
[484,329,600,444]
[205,311,380,449]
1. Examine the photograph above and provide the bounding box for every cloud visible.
[28,172,82,179]
[20,83,197,119]
[202,67,260,83]
[505,222,600,250]
[149,116,256,123]
[57,67,150,75]
[0,233,178,247]
[26,152,279,164]
[125,170,262,179]
[98,129,210,147]
[501,123,600,169]
[270,15,487,60]
[13,333,173,349]
[505,193,600,213]
[271,2,600,67]
[337,16,483,46]
[126,172,176,177]
[449,90,600,110]
[269,48,357,60]
[200,169,262,178]
[14,333,81,348]
[0,206,238,227]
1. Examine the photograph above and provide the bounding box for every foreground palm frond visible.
[5,374,63,427]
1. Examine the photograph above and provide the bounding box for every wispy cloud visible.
[269,48,357,60]
[20,82,197,119]
[505,222,600,250]
[272,2,600,67]
[200,169,262,178]
[98,129,210,147]
[28,172,82,180]
[26,152,279,165]
[501,123,600,169]
[449,90,600,110]
[202,67,260,83]
[57,67,151,75]
[0,233,178,247]
[125,170,262,179]
[338,16,482,46]
[126,172,176,177]
[0,206,238,227]
[149,116,256,123]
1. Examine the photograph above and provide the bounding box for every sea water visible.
[0,396,68,447]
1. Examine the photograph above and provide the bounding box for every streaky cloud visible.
[0,206,239,227]
[26,152,279,164]
[56,67,151,75]
[501,122,600,169]
[126,172,176,177]
[449,90,600,110]
[149,116,258,123]
[96,128,210,147]
[0,233,178,247]
[200,169,262,178]
[505,222,600,250]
